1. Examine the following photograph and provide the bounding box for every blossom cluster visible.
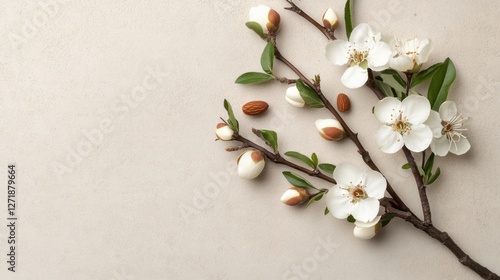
[217,4,472,241]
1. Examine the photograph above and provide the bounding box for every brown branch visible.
[233,133,336,184]
[284,0,335,40]
[401,147,432,225]
[274,47,410,213]
[275,76,297,84]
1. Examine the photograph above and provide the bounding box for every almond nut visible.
[337,93,351,112]
[242,101,269,116]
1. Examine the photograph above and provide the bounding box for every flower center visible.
[441,114,468,144]
[348,47,369,68]
[349,185,367,203]
[390,112,412,135]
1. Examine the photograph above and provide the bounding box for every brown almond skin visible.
[242,101,269,116]
[337,93,351,112]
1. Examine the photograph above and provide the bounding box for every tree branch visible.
[284,0,335,40]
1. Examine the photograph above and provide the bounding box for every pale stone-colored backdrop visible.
[0,0,498,279]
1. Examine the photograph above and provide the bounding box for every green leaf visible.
[306,192,324,207]
[381,214,394,227]
[223,99,239,132]
[344,0,353,39]
[284,151,315,169]
[424,152,435,178]
[257,129,278,152]
[374,79,396,97]
[235,72,274,84]
[347,215,356,223]
[417,165,425,177]
[311,153,319,168]
[428,58,456,110]
[411,62,443,88]
[260,41,275,74]
[295,79,324,108]
[324,207,330,215]
[318,163,336,174]
[426,167,441,185]
[282,171,317,190]
[245,21,264,38]
[379,70,406,94]
[401,163,411,170]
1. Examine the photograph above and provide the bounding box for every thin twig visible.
[284,0,335,40]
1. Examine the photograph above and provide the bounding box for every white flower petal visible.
[333,163,364,186]
[439,101,458,121]
[351,198,380,223]
[374,97,401,124]
[390,55,414,72]
[341,66,368,89]
[350,23,379,45]
[355,215,381,228]
[449,138,471,155]
[425,110,443,138]
[326,186,352,219]
[376,125,405,154]
[363,171,387,199]
[401,95,431,125]
[415,38,432,65]
[325,40,350,66]
[367,42,392,70]
[285,86,305,107]
[249,5,271,33]
[403,124,433,152]
[431,136,450,157]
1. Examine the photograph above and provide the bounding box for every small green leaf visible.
[245,21,264,38]
[411,62,443,88]
[344,0,353,39]
[282,171,317,190]
[379,70,407,94]
[284,151,315,169]
[260,41,275,74]
[306,192,324,207]
[424,152,435,178]
[417,165,425,177]
[374,79,395,97]
[257,129,278,152]
[347,215,356,223]
[296,79,324,108]
[381,214,394,227]
[223,99,239,132]
[235,72,274,84]
[318,163,336,174]
[401,163,411,170]
[324,207,330,215]
[428,58,456,110]
[311,153,319,168]
[426,167,441,185]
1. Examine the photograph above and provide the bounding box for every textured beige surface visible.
[0,0,499,279]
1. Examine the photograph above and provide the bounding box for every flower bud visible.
[285,86,305,107]
[249,5,281,35]
[322,8,339,30]
[237,150,265,179]
[315,119,345,141]
[216,123,234,141]
[280,187,310,206]
[353,216,382,240]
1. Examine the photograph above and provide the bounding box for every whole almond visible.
[337,93,351,112]
[242,101,269,116]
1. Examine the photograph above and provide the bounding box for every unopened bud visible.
[216,123,234,141]
[285,86,305,107]
[315,119,345,141]
[353,216,382,240]
[248,5,281,36]
[322,8,339,30]
[237,150,266,179]
[280,187,310,206]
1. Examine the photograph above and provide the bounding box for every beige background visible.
[0,0,499,279]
